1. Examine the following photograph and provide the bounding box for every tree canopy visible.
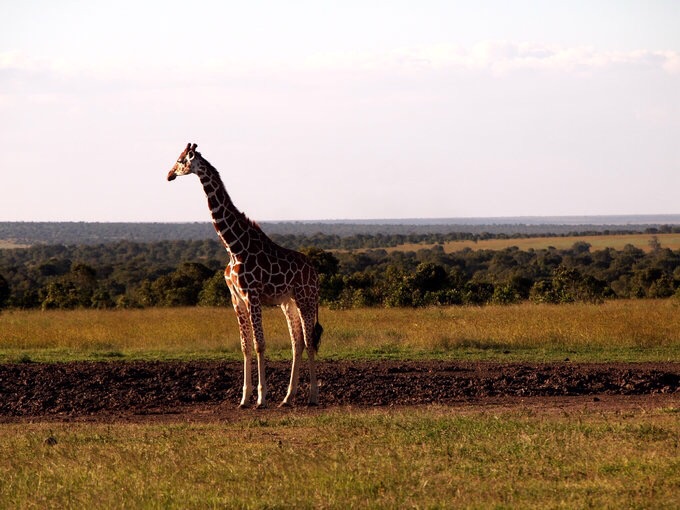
[3,236,680,310]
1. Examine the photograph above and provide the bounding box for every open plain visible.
[1,359,679,508]
[1,304,679,507]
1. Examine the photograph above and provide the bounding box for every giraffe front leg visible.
[233,300,254,408]
[240,350,253,409]
[255,350,267,409]
[249,299,268,409]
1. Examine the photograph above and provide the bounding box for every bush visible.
[492,284,521,305]
[198,271,231,307]
[0,273,9,309]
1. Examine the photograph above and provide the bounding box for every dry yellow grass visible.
[327,300,680,357]
[1,300,679,362]
[383,232,680,253]
[0,307,248,356]
[0,240,29,249]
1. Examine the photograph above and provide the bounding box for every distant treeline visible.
[3,221,680,246]
[1,236,680,310]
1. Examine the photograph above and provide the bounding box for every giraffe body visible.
[168,143,322,408]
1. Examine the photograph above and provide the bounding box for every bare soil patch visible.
[1,360,678,423]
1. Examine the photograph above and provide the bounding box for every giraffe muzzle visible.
[167,170,177,181]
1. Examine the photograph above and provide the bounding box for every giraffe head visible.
[167,142,200,181]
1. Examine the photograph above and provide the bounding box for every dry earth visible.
[1,360,678,422]
[0,361,680,422]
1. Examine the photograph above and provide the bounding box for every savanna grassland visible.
[1,301,679,508]
[1,300,679,363]
[1,407,679,508]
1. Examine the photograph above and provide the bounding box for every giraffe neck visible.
[195,159,255,256]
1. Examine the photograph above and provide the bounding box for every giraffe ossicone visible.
[167,142,323,408]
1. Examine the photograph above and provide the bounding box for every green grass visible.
[2,300,680,363]
[1,406,679,508]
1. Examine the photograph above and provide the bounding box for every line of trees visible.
[318,240,680,308]
[3,220,680,247]
[2,236,680,311]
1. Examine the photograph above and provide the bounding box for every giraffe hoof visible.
[255,403,268,410]
[238,402,251,410]
[278,401,292,408]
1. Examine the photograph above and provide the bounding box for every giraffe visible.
[167,142,323,408]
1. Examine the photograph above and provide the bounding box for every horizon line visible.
[4,213,680,226]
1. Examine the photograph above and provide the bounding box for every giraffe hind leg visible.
[299,301,320,406]
[280,300,304,407]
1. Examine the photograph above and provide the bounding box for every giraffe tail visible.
[312,321,323,352]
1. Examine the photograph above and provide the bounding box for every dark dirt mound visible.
[1,360,678,421]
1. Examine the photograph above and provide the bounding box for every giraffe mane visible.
[197,151,265,235]
[240,211,264,233]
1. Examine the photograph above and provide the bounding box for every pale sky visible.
[2,1,680,222]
